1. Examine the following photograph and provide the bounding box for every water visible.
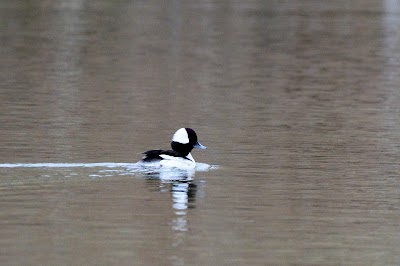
[1,0,400,264]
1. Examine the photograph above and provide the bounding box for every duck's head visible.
[171,128,206,156]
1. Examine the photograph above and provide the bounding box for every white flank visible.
[159,154,196,170]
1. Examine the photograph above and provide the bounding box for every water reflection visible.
[145,172,199,236]
[143,169,202,260]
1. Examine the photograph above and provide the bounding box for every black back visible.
[141,149,186,162]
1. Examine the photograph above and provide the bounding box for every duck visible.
[139,128,206,170]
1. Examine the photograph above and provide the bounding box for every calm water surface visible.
[1,0,400,265]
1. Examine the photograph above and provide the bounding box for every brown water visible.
[1,0,400,265]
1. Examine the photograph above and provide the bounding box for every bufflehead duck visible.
[139,128,206,170]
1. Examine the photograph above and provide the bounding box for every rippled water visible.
[2,0,400,265]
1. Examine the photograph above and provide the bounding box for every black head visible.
[171,128,206,156]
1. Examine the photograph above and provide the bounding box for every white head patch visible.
[172,128,189,144]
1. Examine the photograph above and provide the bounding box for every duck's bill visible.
[194,141,206,149]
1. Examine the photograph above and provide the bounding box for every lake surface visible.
[1,0,400,265]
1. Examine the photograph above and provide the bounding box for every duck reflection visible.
[144,170,200,234]
[170,180,197,233]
